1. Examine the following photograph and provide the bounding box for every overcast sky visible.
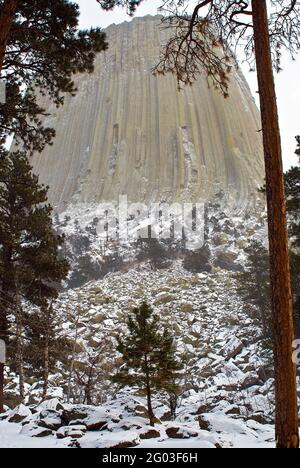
[77,0,299,170]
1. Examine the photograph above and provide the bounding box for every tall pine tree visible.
[285,138,300,338]
[112,302,182,426]
[235,241,272,349]
[0,149,69,409]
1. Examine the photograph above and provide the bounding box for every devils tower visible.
[30,16,264,213]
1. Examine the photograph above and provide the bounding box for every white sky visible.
[77,0,300,170]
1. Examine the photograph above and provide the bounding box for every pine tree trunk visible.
[67,310,80,403]
[169,393,178,420]
[0,247,14,413]
[144,354,155,427]
[16,306,25,403]
[0,0,19,71]
[42,332,49,402]
[0,302,6,413]
[42,307,51,402]
[0,280,10,413]
[0,363,4,413]
[146,380,155,427]
[252,0,299,449]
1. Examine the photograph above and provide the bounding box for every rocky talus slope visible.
[2,264,281,448]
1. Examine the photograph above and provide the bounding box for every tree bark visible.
[144,354,155,427]
[0,307,6,412]
[16,305,25,403]
[0,0,19,72]
[0,247,14,413]
[67,308,80,403]
[42,330,49,402]
[252,0,299,449]
[0,363,4,413]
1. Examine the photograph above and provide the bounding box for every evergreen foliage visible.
[0,150,69,399]
[183,244,212,273]
[235,241,272,349]
[136,238,170,270]
[0,0,108,153]
[285,139,300,338]
[112,302,182,426]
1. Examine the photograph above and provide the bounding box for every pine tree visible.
[112,302,182,426]
[235,241,272,349]
[137,238,170,270]
[22,303,71,401]
[183,244,211,273]
[285,143,300,339]
[0,0,108,153]
[0,150,69,409]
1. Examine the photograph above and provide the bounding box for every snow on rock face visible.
[30,16,264,213]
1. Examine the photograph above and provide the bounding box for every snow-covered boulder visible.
[222,337,244,360]
[37,398,64,412]
[57,425,87,440]
[198,415,212,431]
[21,422,53,438]
[240,372,261,389]
[38,410,63,431]
[82,407,119,431]
[166,425,199,439]
[8,404,32,423]
[139,428,161,439]
[61,407,88,424]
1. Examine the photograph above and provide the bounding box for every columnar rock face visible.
[30,16,264,213]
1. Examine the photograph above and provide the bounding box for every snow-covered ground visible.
[0,397,276,449]
[1,202,298,449]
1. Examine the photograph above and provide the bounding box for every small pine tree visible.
[112,302,182,426]
[183,244,212,273]
[23,304,71,400]
[136,238,170,270]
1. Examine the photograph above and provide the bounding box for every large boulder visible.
[57,425,87,440]
[62,407,88,425]
[224,406,241,416]
[139,428,161,439]
[240,372,261,389]
[222,337,243,360]
[166,426,198,439]
[249,413,273,425]
[111,440,139,448]
[32,428,53,438]
[84,409,119,431]
[38,410,63,431]
[21,423,53,438]
[8,404,32,423]
[37,398,64,412]
[198,415,212,431]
